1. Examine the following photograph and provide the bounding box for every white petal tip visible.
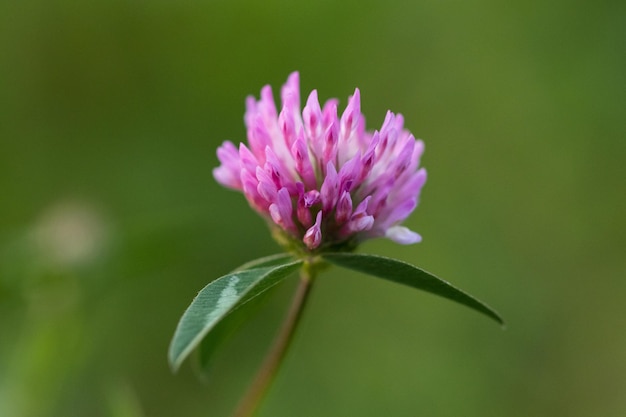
[385,226,422,245]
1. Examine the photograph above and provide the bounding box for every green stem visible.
[230,263,316,417]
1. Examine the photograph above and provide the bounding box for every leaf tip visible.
[168,338,188,374]
[167,349,180,373]
[484,307,506,328]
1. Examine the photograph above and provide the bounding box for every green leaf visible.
[193,277,279,378]
[322,253,504,326]
[193,255,297,377]
[168,260,303,371]
[234,253,295,271]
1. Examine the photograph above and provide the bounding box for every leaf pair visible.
[168,253,504,372]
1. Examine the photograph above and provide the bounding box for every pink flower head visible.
[214,72,427,253]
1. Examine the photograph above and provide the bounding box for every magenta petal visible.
[265,147,296,192]
[320,162,339,212]
[359,131,379,181]
[395,168,427,205]
[348,214,374,232]
[322,99,339,128]
[379,198,417,230]
[368,176,395,216]
[337,153,362,192]
[213,166,241,190]
[303,90,323,146]
[296,183,318,227]
[296,195,312,227]
[340,88,360,140]
[413,139,425,166]
[322,121,339,165]
[247,115,272,158]
[214,141,242,189]
[216,141,239,166]
[256,166,278,202]
[392,135,415,176]
[279,108,296,149]
[335,191,353,224]
[353,195,371,217]
[281,71,300,112]
[241,170,268,211]
[259,85,277,120]
[303,211,322,249]
[239,143,260,172]
[303,190,320,207]
[244,95,257,128]
[269,187,295,232]
[214,73,427,251]
[291,135,317,189]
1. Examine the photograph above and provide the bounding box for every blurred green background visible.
[1,0,625,416]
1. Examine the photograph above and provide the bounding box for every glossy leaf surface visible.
[323,253,504,326]
[194,255,297,376]
[169,260,302,371]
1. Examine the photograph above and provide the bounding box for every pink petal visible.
[348,214,374,233]
[340,88,360,140]
[291,134,317,189]
[281,71,300,113]
[303,90,323,148]
[303,211,323,250]
[269,187,295,232]
[322,120,339,166]
[241,170,267,212]
[213,141,242,189]
[265,146,297,193]
[278,107,297,149]
[340,196,373,235]
[320,162,339,212]
[256,166,278,202]
[259,85,277,120]
[238,143,259,173]
[296,183,312,227]
[335,190,353,224]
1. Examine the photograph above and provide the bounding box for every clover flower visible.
[213,72,427,253]
[173,73,502,417]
